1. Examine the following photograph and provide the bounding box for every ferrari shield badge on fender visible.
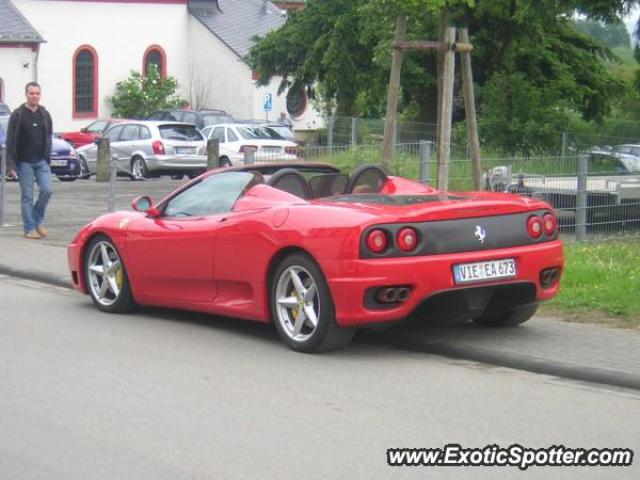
[474,225,486,244]
[119,218,130,230]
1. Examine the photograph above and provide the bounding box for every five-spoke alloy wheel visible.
[85,235,135,313]
[271,253,354,352]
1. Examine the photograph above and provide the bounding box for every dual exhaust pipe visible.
[375,286,412,304]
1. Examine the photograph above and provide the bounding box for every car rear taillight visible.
[285,146,298,155]
[365,229,388,254]
[542,213,558,236]
[239,145,258,153]
[396,227,418,252]
[152,140,165,155]
[527,215,543,239]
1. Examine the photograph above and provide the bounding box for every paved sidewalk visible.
[1,178,639,390]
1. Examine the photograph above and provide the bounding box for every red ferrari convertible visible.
[68,163,563,352]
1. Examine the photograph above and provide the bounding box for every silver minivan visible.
[76,120,207,179]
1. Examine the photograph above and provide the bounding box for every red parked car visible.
[67,163,564,353]
[59,119,125,148]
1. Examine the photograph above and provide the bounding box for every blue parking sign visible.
[263,93,273,112]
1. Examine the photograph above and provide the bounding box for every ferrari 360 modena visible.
[67,163,564,352]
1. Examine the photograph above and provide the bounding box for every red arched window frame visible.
[72,45,98,119]
[143,45,167,78]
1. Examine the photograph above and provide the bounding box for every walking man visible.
[5,82,53,239]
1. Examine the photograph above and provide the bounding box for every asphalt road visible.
[1,276,638,480]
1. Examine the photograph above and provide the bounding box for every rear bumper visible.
[322,240,564,327]
[145,155,207,172]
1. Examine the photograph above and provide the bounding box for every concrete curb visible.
[386,331,640,391]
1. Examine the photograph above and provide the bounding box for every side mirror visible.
[131,195,160,217]
[80,127,88,133]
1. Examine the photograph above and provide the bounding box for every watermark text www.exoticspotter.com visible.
[387,444,633,470]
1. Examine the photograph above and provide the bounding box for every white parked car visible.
[76,121,207,179]
[201,123,299,167]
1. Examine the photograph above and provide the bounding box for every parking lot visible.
[0,176,185,246]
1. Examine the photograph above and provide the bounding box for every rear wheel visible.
[78,156,90,179]
[84,235,135,313]
[219,156,232,168]
[473,304,538,327]
[271,253,355,352]
[57,176,77,182]
[131,157,148,180]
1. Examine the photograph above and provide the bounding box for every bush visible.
[109,64,187,119]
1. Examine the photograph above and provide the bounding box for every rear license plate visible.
[262,146,281,153]
[453,258,516,284]
[50,159,68,167]
[175,147,196,154]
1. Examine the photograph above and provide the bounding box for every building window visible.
[286,87,307,118]
[73,46,98,117]
[143,45,166,77]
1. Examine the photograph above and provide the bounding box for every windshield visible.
[163,172,262,217]
[159,124,204,141]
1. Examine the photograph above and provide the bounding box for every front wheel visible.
[219,157,232,168]
[84,235,135,313]
[271,253,354,352]
[473,304,538,327]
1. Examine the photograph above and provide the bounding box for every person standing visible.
[277,111,293,128]
[5,82,53,239]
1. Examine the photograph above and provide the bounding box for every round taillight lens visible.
[396,227,418,252]
[366,229,388,254]
[527,215,543,239]
[542,213,557,236]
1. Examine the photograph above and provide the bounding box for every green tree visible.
[247,0,640,153]
[109,64,187,119]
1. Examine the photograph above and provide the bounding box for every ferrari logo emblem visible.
[119,218,130,230]
[474,225,486,244]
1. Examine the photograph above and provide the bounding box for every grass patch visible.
[544,238,640,329]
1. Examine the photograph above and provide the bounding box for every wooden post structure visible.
[459,28,482,190]
[436,26,456,191]
[381,15,407,170]
[385,15,475,191]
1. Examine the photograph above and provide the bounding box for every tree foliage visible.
[247,0,640,153]
[109,65,187,119]
[573,18,631,48]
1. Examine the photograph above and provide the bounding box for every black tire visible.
[79,156,91,179]
[131,156,149,180]
[84,234,135,313]
[219,156,232,168]
[270,253,355,352]
[473,303,538,327]
[171,174,185,180]
[57,176,77,182]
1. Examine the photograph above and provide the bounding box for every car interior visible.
[261,165,389,200]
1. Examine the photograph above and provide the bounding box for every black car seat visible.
[345,165,389,194]
[267,168,312,199]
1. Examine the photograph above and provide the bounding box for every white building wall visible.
[187,15,254,118]
[0,46,37,107]
[13,0,191,131]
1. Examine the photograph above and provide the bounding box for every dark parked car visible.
[146,108,234,130]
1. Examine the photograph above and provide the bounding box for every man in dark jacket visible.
[6,82,53,239]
